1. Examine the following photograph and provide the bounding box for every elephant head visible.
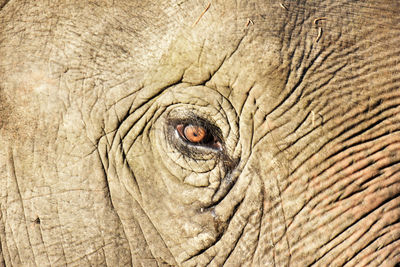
[0,0,399,266]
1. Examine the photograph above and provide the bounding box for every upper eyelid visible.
[169,116,217,132]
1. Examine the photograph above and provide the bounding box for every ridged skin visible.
[0,0,399,266]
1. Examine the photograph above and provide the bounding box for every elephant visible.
[0,0,399,266]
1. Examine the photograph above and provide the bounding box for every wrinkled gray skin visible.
[0,0,399,266]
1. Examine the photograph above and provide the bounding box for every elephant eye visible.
[176,123,222,150]
[178,124,206,143]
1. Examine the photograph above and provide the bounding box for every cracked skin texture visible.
[0,0,399,266]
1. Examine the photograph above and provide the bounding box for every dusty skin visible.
[0,0,399,266]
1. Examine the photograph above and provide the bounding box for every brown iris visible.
[176,124,207,143]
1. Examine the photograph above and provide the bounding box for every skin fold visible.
[0,0,399,266]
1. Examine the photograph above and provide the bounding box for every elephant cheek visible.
[239,149,293,266]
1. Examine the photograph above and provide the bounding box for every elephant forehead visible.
[149,3,288,102]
